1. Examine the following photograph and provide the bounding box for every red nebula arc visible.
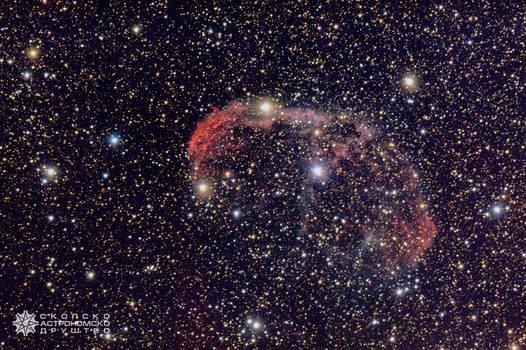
[188,101,437,267]
[188,102,248,178]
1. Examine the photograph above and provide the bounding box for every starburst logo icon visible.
[12,310,39,336]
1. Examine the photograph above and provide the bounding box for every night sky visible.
[0,1,525,349]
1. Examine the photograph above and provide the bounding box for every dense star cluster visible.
[0,1,524,349]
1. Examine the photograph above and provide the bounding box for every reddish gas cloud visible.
[188,101,437,267]
[188,103,247,178]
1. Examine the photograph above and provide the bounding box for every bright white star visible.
[260,102,271,112]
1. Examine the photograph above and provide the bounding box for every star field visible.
[0,1,524,349]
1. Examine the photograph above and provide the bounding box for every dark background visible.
[0,1,524,349]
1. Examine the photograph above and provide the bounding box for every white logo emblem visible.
[13,310,39,336]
